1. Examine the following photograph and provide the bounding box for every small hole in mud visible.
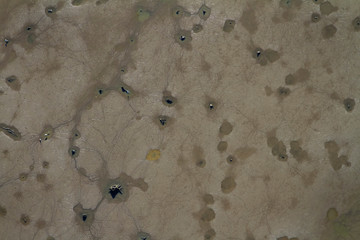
[256,50,261,57]
[311,13,321,23]
[121,87,129,94]
[109,184,123,199]
[343,98,355,112]
[82,214,87,222]
[160,119,166,125]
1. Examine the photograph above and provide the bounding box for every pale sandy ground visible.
[0,0,359,240]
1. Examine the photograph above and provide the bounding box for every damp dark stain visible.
[203,194,214,205]
[219,120,233,136]
[265,86,273,96]
[19,173,28,181]
[264,49,280,63]
[192,24,203,33]
[36,173,46,183]
[221,176,236,193]
[285,74,296,85]
[217,141,228,152]
[352,16,360,31]
[322,24,337,39]
[277,87,291,100]
[200,207,216,222]
[324,140,351,171]
[311,13,321,23]
[20,214,30,225]
[235,147,257,162]
[251,47,280,65]
[204,228,216,240]
[0,205,7,216]
[343,98,355,112]
[290,141,309,163]
[240,7,258,34]
[223,19,235,32]
[320,1,338,16]
[294,68,310,83]
[5,75,21,91]
[195,158,206,168]
[285,68,310,85]
[272,140,288,161]
[267,131,288,161]
[193,146,206,168]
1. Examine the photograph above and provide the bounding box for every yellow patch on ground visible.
[146,149,161,161]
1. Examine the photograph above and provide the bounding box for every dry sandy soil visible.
[0,0,359,239]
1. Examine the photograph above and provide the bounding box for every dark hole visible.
[4,128,15,135]
[4,39,9,47]
[82,214,87,222]
[159,118,166,126]
[202,10,206,15]
[176,10,180,15]
[209,103,214,110]
[256,50,261,57]
[197,160,205,167]
[71,149,76,156]
[121,87,129,94]
[180,36,186,41]
[47,8,53,13]
[109,185,123,199]
[98,89,103,95]
[166,99,173,104]
[6,77,16,83]
[75,133,79,137]
[27,27,32,31]
[345,104,352,110]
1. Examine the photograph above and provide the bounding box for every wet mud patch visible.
[324,140,351,171]
[266,130,288,162]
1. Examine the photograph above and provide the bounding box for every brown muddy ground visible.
[0,0,359,240]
